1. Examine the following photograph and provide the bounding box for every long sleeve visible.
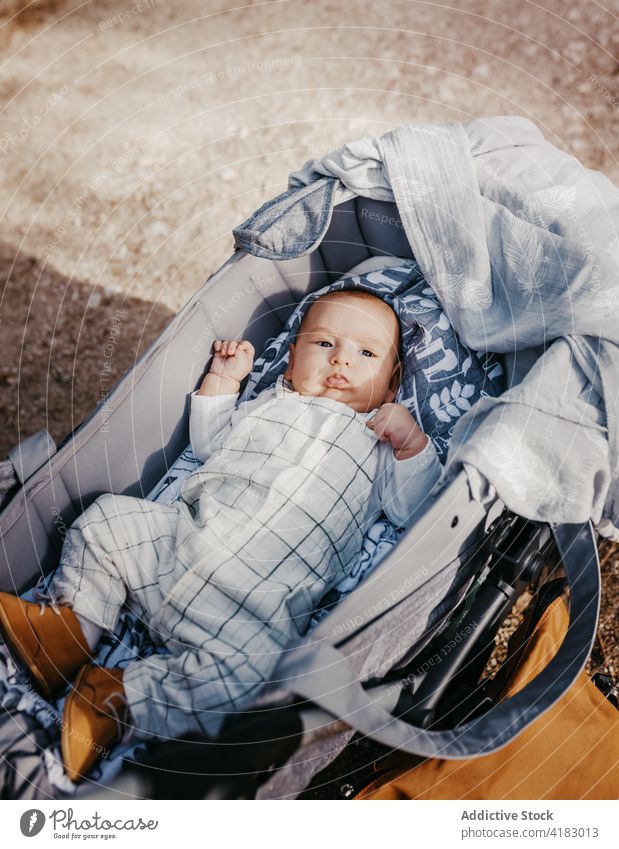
[372,438,442,529]
[189,384,279,463]
[189,391,237,463]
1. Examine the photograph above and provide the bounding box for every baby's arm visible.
[369,403,442,527]
[190,339,255,462]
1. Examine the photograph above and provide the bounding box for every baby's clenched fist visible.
[197,339,255,396]
[366,403,428,460]
[209,340,255,382]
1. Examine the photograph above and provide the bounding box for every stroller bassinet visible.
[0,192,601,800]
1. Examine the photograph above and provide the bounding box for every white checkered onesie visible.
[51,375,441,739]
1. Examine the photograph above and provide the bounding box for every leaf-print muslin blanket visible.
[235,116,619,539]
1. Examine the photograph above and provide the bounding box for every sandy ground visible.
[0,0,617,781]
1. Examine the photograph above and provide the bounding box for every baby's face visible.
[284,294,401,413]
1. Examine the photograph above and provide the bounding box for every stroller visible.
[0,128,604,800]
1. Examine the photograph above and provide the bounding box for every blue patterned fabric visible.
[240,261,505,463]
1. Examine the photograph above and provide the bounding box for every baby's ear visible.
[284,343,295,379]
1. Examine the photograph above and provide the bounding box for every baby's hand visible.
[209,339,255,382]
[366,403,428,460]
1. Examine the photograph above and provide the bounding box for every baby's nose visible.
[331,347,352,366]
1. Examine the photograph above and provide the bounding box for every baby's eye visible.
[316,340,333,348]
[360,349,376,358]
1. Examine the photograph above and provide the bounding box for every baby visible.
[0,290,441,783]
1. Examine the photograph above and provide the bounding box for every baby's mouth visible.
[326,373,349,387]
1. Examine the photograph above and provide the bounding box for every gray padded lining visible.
[318,198,371,277]
[276,249,330,301]
[356,197,415,259]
